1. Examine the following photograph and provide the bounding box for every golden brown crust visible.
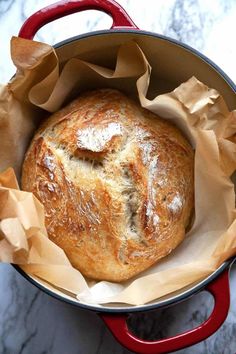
[21,89,194,282]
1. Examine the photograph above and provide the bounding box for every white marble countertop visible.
[0,0,236,353]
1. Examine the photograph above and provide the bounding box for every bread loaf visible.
[21,89,194,282]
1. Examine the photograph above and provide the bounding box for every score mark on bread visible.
[21,89,194,282]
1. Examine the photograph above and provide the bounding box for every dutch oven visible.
[13,0,236,353]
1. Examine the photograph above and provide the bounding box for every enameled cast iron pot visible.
[14,1,236,353]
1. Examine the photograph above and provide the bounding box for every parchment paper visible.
[0,36,235,305]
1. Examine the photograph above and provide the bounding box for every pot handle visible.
[18,0,138,40]
[100,269,230,354]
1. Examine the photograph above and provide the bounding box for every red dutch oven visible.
[14,0,236,353]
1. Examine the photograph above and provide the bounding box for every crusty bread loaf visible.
[21,89,194,282]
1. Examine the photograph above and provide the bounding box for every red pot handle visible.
[18,0,138,40]
[101,269,230,354]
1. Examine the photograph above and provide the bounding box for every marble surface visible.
[0,0,236,353]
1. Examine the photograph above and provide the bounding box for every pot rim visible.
[13,259,233,313]
[53,28,236,92]
[13,28,236,313]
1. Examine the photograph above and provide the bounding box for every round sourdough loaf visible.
[21,89,194,282]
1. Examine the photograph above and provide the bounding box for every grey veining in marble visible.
[0,0,236,353]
